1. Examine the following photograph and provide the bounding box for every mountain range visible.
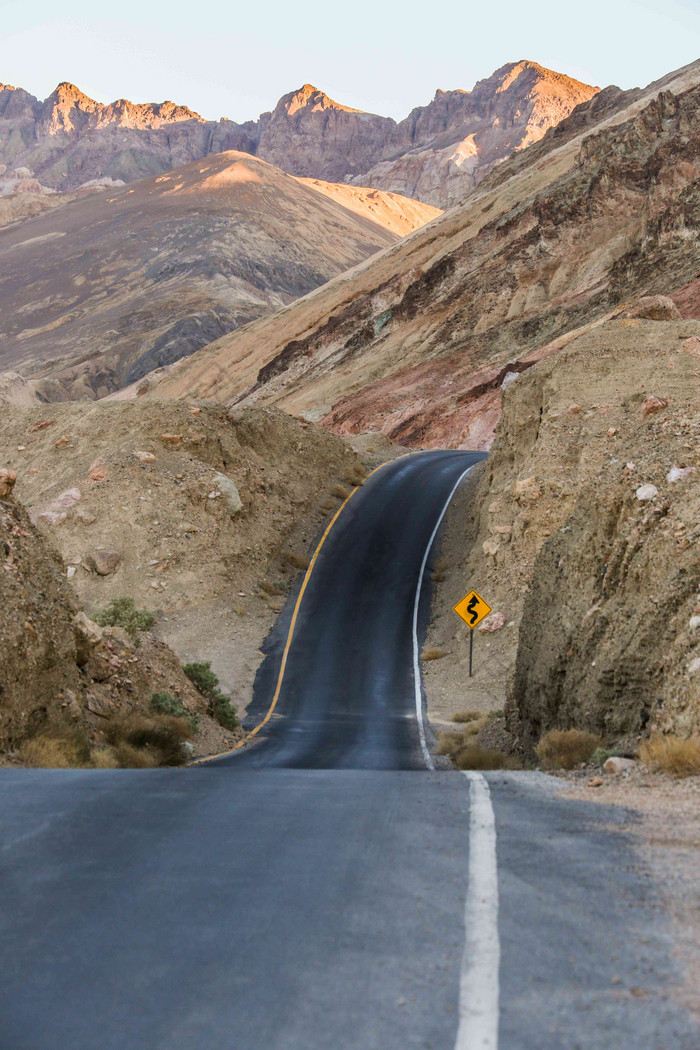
[142,59,700,448]
[0,62,597,207]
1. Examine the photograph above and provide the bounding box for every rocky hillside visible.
[0,473,237,767]
[0,151,438,401]
[141,61,700,439]
[0,401,370,719]
[353,61,597,207]
[422,311,700,751]
[0,62,596,207]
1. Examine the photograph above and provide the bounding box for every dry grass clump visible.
[344,465,367,487]
[454,746,521,771]
[258,578,287,596]
[431,558,447,583]
[421,648,447,661]
[536,729,602,770]
[437,731,520,769]
[639,735,700,777]
[105,714,194,767]
[90,749,120,769]
[285,552,310,571]
[20,729,91,768]
[331,484,350,500]
[453,710,481,723]
[320,497,338,513]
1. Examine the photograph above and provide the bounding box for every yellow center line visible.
[188,454,410,767]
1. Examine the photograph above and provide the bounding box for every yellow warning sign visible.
[453,589,491,630]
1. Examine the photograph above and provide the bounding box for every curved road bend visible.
[1,450,698,1050]
[228,449,486,770]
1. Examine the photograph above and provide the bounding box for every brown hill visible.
[0,63,595,207]
[0,151,437,400]
[141,60,700,444]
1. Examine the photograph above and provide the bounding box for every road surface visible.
[1,451,697,1049]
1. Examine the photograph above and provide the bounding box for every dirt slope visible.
[0,402,367,717]
[422,316,700,751]
[296,178,442,236]
[141,61,700,447]
[0,151,428,400]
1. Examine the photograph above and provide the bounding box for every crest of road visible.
[1,451,697,1049]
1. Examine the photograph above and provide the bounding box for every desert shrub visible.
[431,558,447,583]
[105,714,193,767]
[90,748,119,769]
[453,711,481,723]
[94,597,155,639]
[258,579,287,596]
[285,552,310,571]
[320,497,338,513]
[344,465,366,487]
[639,735,700,777]
[536,729,602,770]
[112,743,157,769]
[20,728,91,769]
[150,692,199,731]
[421,648,446,661]
[183,661,239,731]
[453,746,522,771]
[331,484,350,499]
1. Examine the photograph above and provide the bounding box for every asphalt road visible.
[229,450,486,769]
[1,451,697,1049]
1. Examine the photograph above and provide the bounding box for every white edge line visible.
[412,464,474,771]
[456,771,500,1050]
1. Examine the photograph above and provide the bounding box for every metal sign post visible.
[453,588,491,678]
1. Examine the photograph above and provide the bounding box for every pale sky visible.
[2,0,699,122]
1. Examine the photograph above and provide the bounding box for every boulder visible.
[85,547,122,575]
[642,396,668,417]
[74,611,103,666]
[479,611,506,633]
[0,468,16,498]
[212,472,242,516]
[603,756,637,775]
[623,295,681,321]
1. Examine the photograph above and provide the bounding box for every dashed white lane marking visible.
[412,465,474,771]
[455,771,500,1050]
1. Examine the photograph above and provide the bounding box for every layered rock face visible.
[0,63,596,206]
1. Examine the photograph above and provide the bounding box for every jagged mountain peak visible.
[277,83,367,118]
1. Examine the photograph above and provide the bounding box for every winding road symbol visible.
[453,588,491,630]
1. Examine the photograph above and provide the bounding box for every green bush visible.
[94,597,155,640]
[150,692,199,732]
[183,661,239,731]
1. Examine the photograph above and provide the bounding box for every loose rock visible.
[85,547,122,576]
[212,472,242,516]
[603,757,637,775]
[73,611,103,666]
[479,611,506,633]
[636,484,659,501]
